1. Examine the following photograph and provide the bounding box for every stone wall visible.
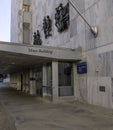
[85,0,113,108]
[31,0,113,108]
[11,0,19,43]
[11,0,25,43]
[10,0,113,108]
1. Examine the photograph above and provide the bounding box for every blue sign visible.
[77,62,87,74]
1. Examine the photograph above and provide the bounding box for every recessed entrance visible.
[0,42,81,101]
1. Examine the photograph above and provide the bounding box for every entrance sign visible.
[28,48,53,55]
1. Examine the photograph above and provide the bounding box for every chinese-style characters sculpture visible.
[55,3,69,32]
[43,16,52,38]
[33,30,42,45]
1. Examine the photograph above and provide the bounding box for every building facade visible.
[10,0,113,108]
[11,0,31,44]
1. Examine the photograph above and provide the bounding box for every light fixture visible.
[11,62,15,65]
[68,0,98,37]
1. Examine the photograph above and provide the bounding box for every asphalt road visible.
[0,83,113,130]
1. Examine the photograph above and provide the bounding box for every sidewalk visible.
[0,102,16,130]
[0,84,113,130]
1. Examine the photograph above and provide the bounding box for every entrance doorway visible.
[42,63,52,98]
[35,67,42,96]
[58,62,73,96]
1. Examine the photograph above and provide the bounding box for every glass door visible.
[35,67,42,96]
[46,63,52,96]
[58,62,73,96]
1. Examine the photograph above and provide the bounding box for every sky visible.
[0,0,11,42]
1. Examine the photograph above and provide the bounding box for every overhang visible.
[0,41,82,73]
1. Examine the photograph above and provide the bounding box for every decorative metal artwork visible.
[33,30,42,45]
[55,3,69,32]
[43,16,52,38]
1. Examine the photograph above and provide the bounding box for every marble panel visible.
[70,18,77,38]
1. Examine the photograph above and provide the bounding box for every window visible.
[23,23,30,30]
[23,23,30,44]
[22,5,30,12]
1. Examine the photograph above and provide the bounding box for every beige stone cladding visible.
[11,0,113,108]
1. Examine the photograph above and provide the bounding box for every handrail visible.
[68,0,98,37]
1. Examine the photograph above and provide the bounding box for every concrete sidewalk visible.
[0,102,16,130]
[0,84,113,130]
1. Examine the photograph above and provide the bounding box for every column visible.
[73,63,78,98]
[52,61,58,101]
